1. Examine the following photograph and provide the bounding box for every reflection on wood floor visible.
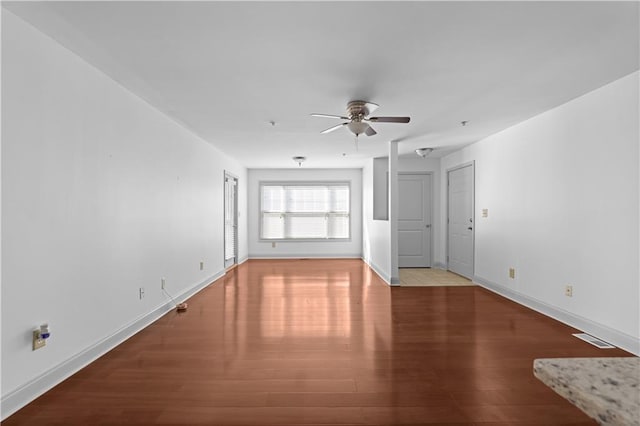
[4,259,630,425]
[399,267,474,287]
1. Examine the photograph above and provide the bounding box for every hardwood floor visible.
[4,259,632,425]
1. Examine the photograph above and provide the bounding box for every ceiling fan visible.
[311,101,410,138]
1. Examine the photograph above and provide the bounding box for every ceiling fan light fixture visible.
[312,101,410,138]
[292,156,306,167]
[347,121,369,136]
[415,148,434,158]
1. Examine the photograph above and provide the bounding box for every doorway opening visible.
[447,162,474,279]
[398,172,433,268]
[224,172,238,270]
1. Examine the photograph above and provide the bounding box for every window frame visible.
[258,181,352,242]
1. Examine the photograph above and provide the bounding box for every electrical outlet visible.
[33,330,46,351]
[161,277,166,290]
[272,242,276,248]
[139,287,145,299]
[509,268,515,279]
[482,208,488,218]
[565,285,573,297]
[200,261,204,271]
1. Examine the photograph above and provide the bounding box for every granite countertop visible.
[534,357,639,426]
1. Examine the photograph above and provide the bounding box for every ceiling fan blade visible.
[320,123,348,134]
[365,125,377,136]
[368,116,411,123]
[311,113,350,120]
[364,102,379,115]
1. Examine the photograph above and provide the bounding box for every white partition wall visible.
[362,160,392,282]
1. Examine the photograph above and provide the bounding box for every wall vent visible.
[572,333,616,349]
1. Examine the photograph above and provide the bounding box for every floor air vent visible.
[572,333,616,349]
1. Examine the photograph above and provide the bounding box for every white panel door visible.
[447,164,474,279]
[398,174,432,267]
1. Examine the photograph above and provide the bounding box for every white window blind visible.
[260,183,350,240]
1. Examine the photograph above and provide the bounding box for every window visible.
[260,182,350,240]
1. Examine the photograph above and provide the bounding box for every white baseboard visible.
[473,275,640,356]
[1,270,225,421]
[433,262,447,270]
[361,257,396,286]
[249,254,362,259]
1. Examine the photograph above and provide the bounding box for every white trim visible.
[249,254,362,260]
[257,236,353,243]
[1,271,225,420]
[473,275,640,356]
[360,257,400,286]
[364,259,390,284]
[433,262,447,270]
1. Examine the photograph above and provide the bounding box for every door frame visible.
[446,161,475,278]
[224,171,239,270]
[398,171,433,268]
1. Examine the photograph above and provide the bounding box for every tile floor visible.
[399,267,475,286]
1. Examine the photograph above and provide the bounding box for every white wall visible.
[248,168,362,258]
[441,71,639,354]
[1,11,247,417]
[362,159,391,282]
[363,155,442,283]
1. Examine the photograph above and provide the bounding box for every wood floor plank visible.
[3,259,632,425]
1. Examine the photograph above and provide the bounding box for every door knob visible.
[425,224,431,228]
[467,227,473,230]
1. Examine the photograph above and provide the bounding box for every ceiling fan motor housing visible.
[347,100,377,120]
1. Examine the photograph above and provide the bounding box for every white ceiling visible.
[4,1,639,168]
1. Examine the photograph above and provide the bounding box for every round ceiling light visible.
[415,148,434,158]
